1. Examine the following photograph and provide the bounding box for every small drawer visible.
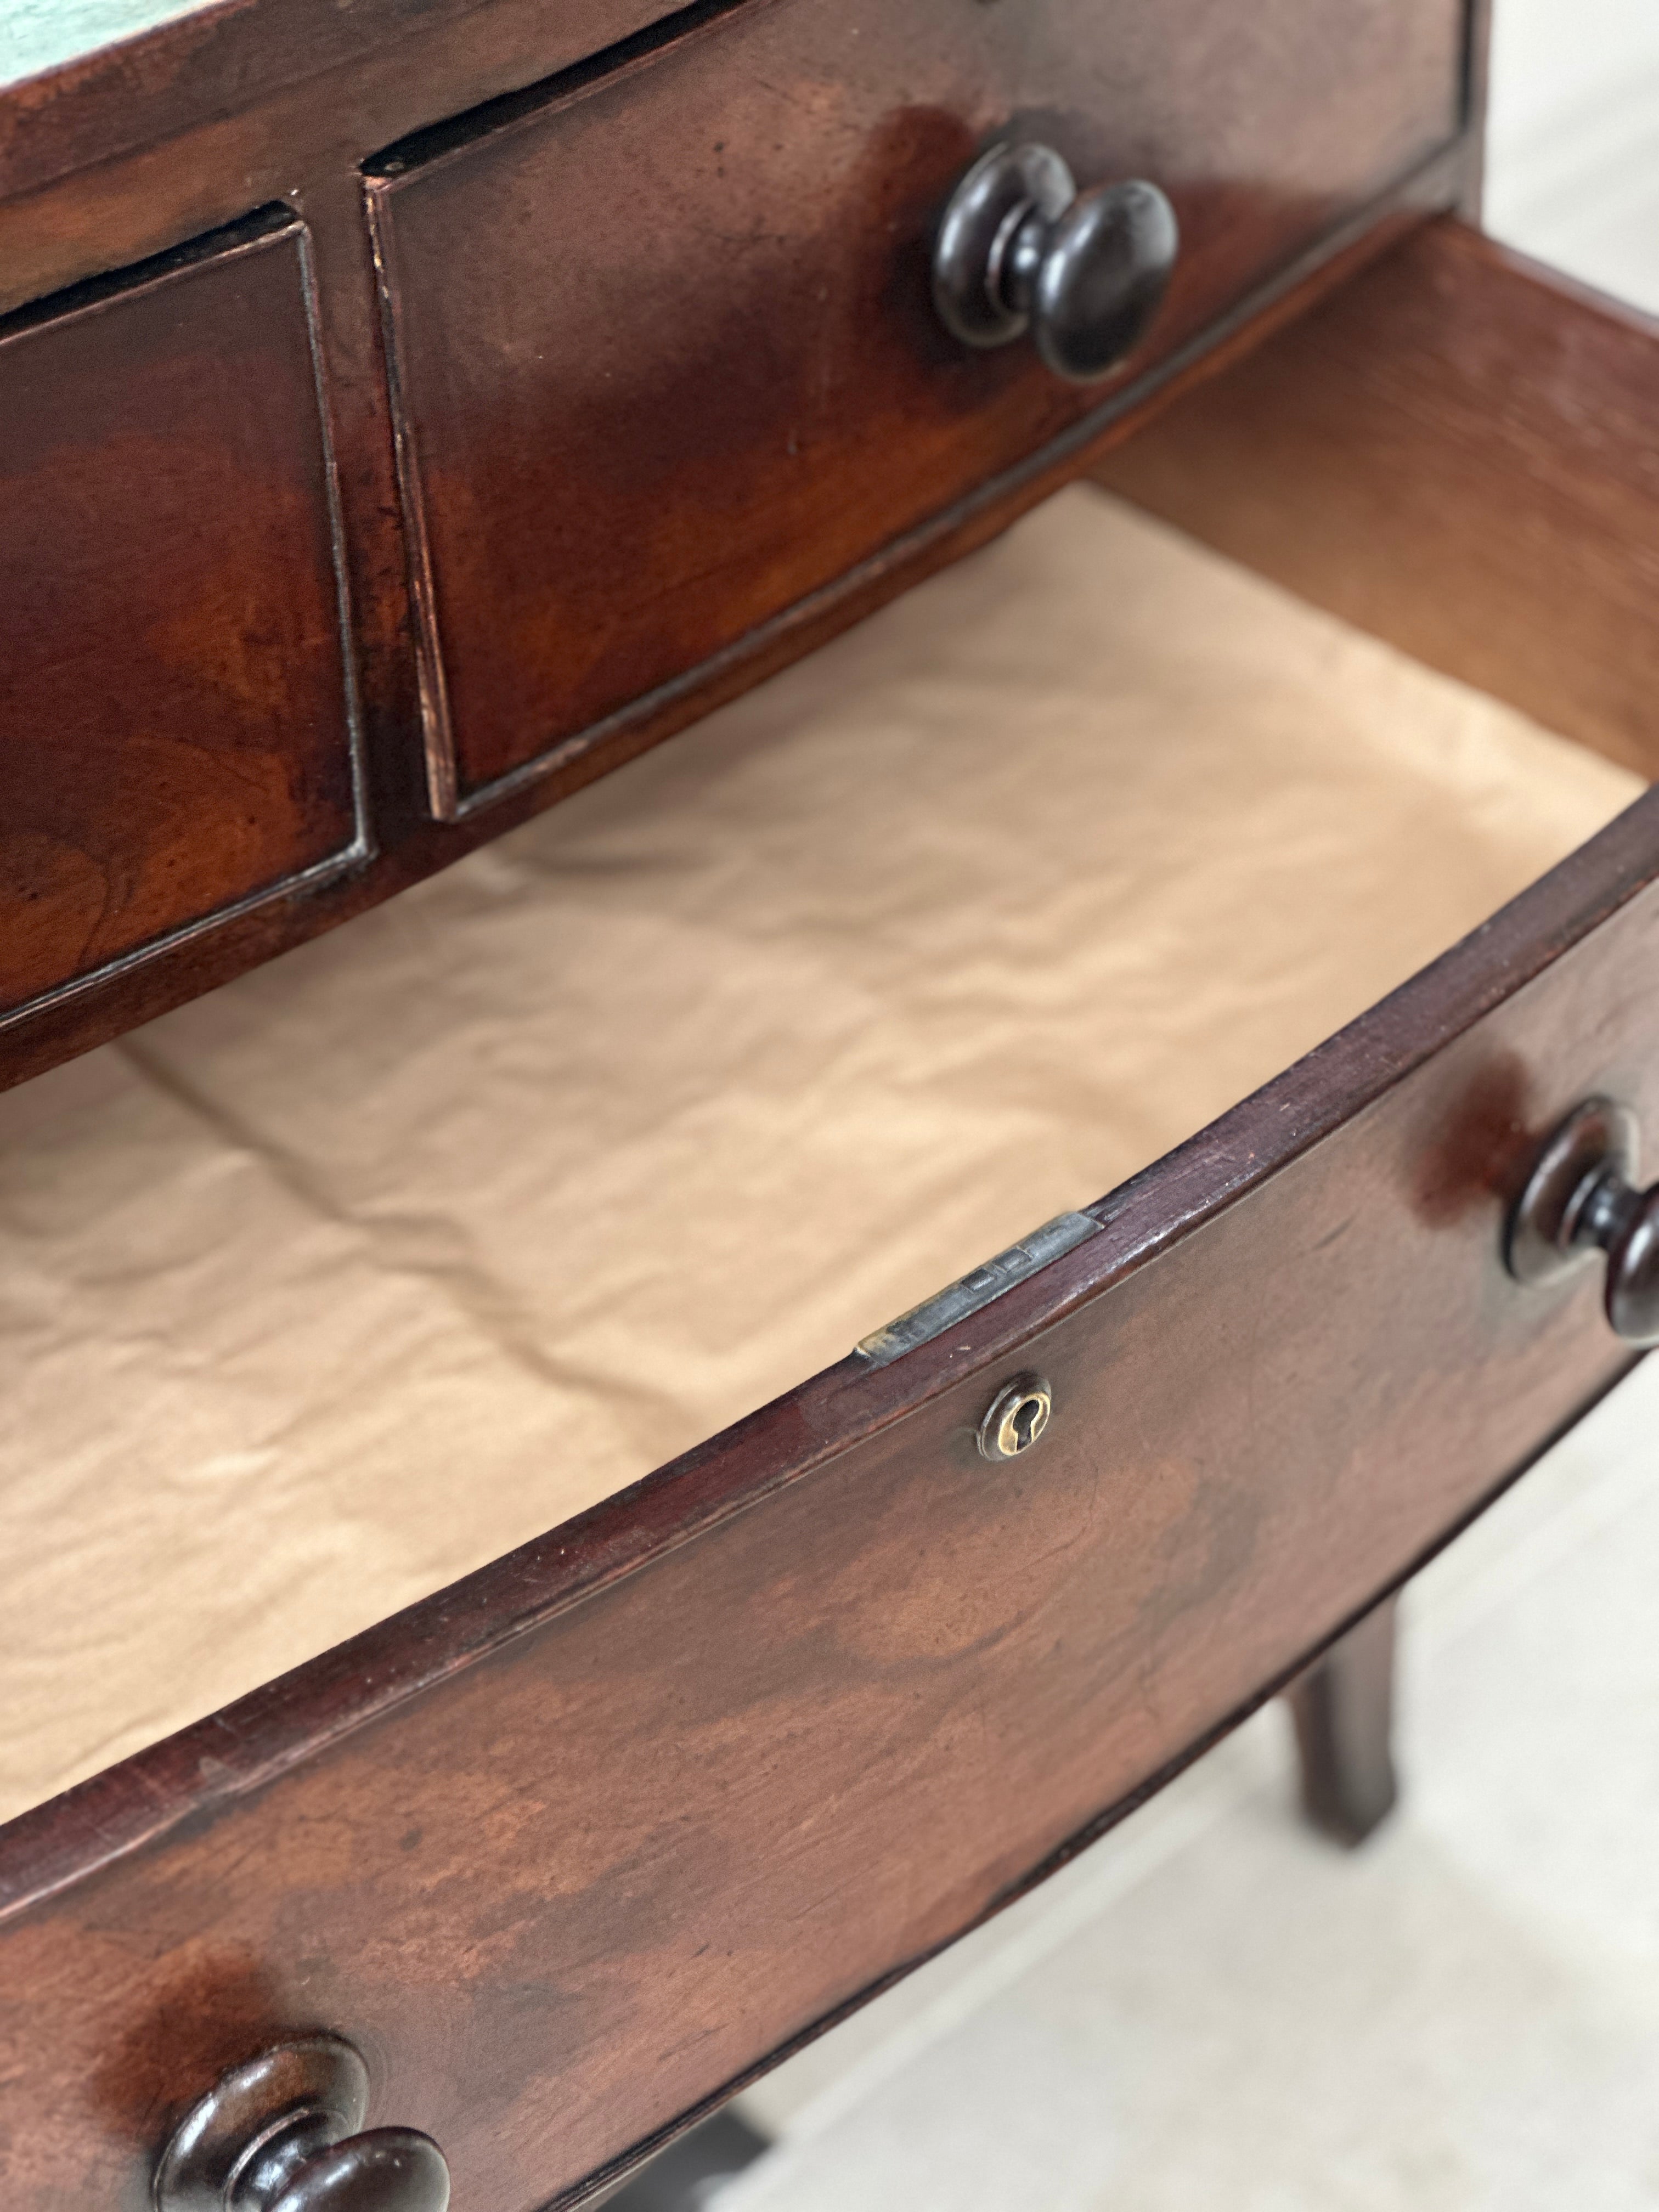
[366,0,1464,814]
[0,210,362,1020]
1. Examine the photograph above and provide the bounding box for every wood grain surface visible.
[1096,218,1659,782]
[0,210,362,1017]
[368,0,1465,810]
[0,0,675,208]
[2,782,1653,2211]
[0,195,1471,1094]
[0,0,1479,1084]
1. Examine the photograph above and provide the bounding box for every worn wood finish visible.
[0,0,1479,1079]
[369,0,1465,810]
[0,0,688,212]
[1096,218,1659,782]
[0,0,676,320]
[2,783,1655,2209]
[0,209,362,1016]
[0,161,1464,1096]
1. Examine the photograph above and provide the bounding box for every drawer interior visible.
[0,482,1638,1824]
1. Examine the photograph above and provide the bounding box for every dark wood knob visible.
[154,2035,449,2212]
[932,142,1178,385]
[1505,1098,1659,1345]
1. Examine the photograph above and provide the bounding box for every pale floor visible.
[716,10,1659,2204]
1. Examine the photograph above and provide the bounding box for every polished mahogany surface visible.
[369,0,1465,810]
[1,778,1652,2211]
[0,211,362,1018]
[0,0,1476,1082]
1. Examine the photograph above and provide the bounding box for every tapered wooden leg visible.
[1286,1593,1400,1847]
[603,2109,769,2212]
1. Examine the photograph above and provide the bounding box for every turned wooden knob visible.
[1505,1098,1659,1345]
[932,142,1178,385]
[154,2035,449,2212]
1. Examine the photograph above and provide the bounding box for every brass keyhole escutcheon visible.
[978,1374,1053,1462]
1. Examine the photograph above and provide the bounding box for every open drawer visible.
[2,223,1658,2211]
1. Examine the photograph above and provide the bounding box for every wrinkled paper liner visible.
[0,488,1640,1819]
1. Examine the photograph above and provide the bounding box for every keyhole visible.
[1011,1394,1045,1449]
[978,1375,1054,1462]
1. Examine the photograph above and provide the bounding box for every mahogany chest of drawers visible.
[2,0,1657,2204]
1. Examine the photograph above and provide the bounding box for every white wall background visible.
[1486,0,1659,311]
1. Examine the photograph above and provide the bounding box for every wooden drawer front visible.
[3,791,1654,2211]
[368,0,1464,814]
[0,212,362,1019]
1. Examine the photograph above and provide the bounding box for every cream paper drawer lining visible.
[0,486,1640,1821]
